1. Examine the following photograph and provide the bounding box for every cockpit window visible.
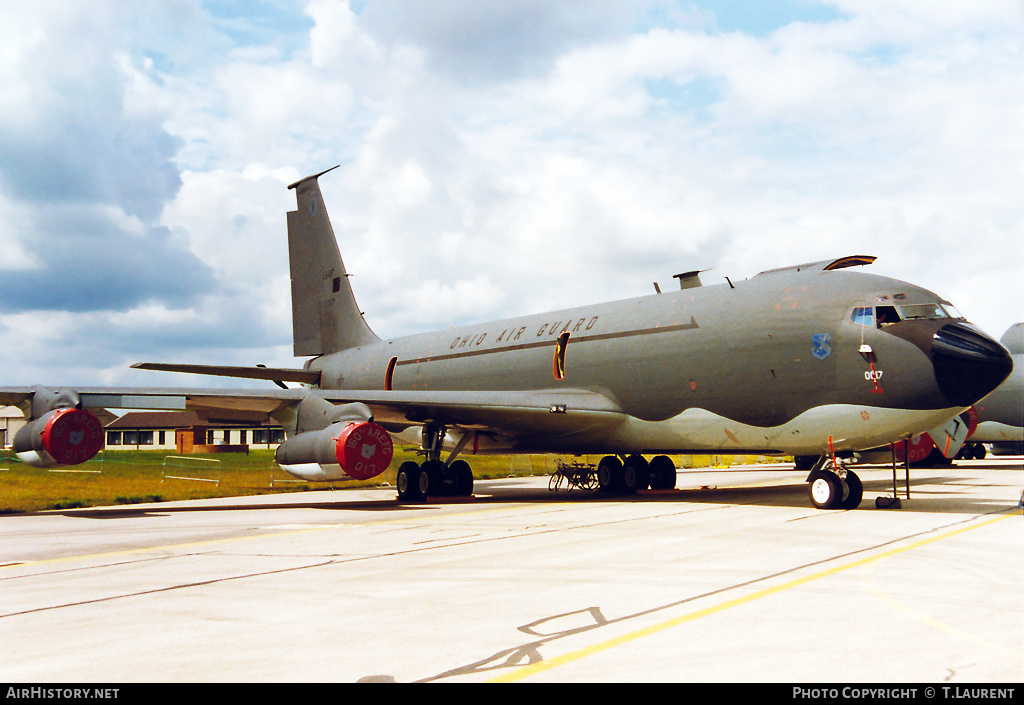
[851,307,874,327]
[896,303,948,321]
[941,303,964,319]
[851,302,956,329]
[876,305,900,327]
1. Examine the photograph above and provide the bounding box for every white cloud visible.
[1,0,1023,387]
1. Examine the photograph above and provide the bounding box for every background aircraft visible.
[1,169,1013,510]
[970,323,1024,455]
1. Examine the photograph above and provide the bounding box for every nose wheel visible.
[806,458,862,510]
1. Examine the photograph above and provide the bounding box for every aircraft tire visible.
[808,472,843,509]
[840,470,863,509]
[597,456,624,493]
[622,455,649,493]
[450,459,474,496]
[397,461,424,502]
[648,455,676,490]
[419,460,443,498]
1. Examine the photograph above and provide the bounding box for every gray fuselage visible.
[306,265,1010,456]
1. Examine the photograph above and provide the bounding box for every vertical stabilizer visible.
[287,167,379,356]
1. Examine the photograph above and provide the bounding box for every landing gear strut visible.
[396,425,475,502]
[806,456,862,510]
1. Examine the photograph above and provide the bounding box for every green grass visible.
[0,447,558,514]
[0,448,770,514]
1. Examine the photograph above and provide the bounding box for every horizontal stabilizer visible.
[131,362,321,386]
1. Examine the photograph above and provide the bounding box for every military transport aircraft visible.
[1,167,1014,509]
[969,323,1024,455]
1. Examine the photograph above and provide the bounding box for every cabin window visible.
[553,332,570,380]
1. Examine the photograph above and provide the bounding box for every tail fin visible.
[287,167,380,356]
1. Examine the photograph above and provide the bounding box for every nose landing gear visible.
[806,456,863,510]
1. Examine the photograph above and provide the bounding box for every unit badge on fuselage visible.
[811,333,833,361]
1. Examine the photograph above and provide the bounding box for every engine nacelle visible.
[275,420,394,482]
[13,408,105,468]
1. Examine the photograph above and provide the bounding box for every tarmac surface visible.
[1,459,1021,683]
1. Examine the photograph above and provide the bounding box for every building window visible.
[107,431,122,445]
[253,429,269,444]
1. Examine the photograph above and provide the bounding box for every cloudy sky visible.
[1,0,1022,388]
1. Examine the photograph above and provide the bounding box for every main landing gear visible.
[396,459,474,501]
[805,456,863,510]
[596,454,677,494]
[396,424,474,502]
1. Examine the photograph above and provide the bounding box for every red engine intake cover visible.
[891,407,979,463]
[892,433,935,464]
[41,408,104,465]
[963,406,979,438]
[334,421,394,480]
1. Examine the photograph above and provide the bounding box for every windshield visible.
[941,303,965,319]
[850,302,956,328]
[896,304,949,321]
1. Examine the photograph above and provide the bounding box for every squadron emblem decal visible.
[811,333,833,361]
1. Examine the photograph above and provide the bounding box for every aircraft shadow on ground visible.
[51,483,1019,522]
[48,465,1021,519]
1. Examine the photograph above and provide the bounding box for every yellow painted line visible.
[861,545,1020,659]
[489,512,1017,682]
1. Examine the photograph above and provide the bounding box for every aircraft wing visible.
[319,387,626,437]
[0,386,306,418]
[1,385,626,440]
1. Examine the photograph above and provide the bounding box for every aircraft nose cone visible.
[931,322,1013,407]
